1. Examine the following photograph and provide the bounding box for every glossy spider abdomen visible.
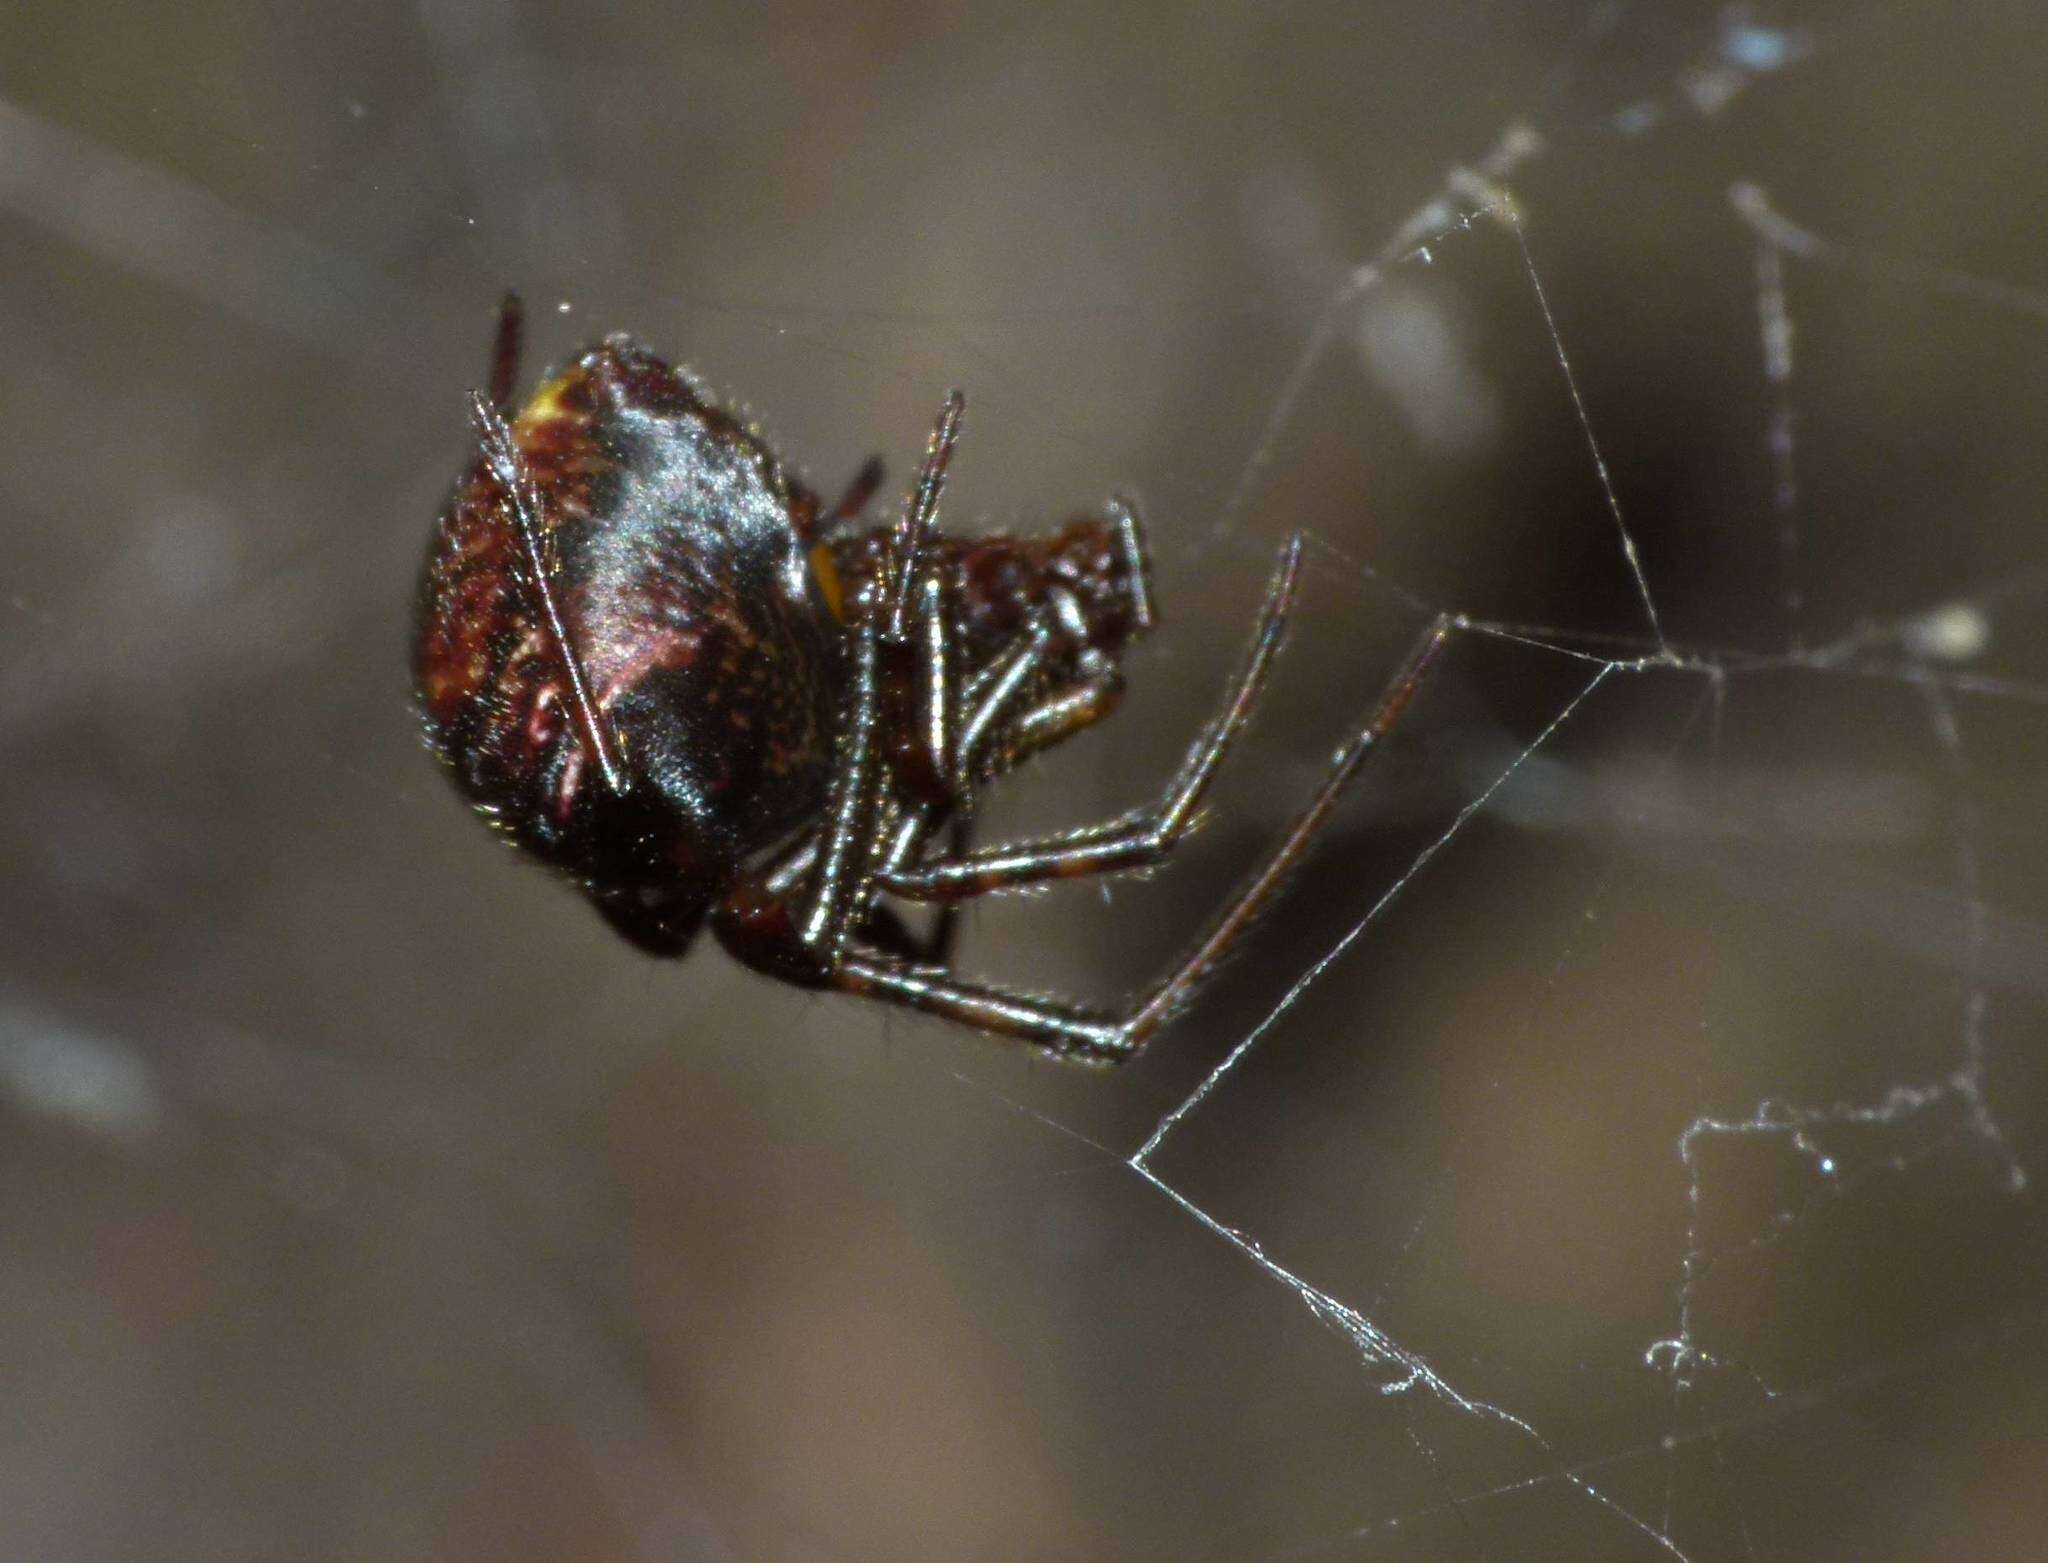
[414,328,1153,958]
[415,336,844,952]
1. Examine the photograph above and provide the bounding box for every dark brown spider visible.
[413,294,1449,1063]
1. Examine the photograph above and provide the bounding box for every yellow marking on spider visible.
[810,544,847,622]
[512,371,578,433]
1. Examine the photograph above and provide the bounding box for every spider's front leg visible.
[710,396,964,981]
[883,493,1159,874]
[864,568,1136,965]
[831,575,1454,1063]
[880,535,1305,903]
[709,588,888,983]
[710,513,1113,986]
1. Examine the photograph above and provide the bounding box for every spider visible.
[414,294,1449,1064]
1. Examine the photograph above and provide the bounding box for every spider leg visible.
[826,456,886,530]
[717,710,968,976]
[953,616,1060,779]
[865,587,1127,964]
[789,456,887,544]
[817,395,968,929]
[877,586,1125,900]
[721,815,955,969]
[710,550,1071,983]
[949,491,1153,776]
[1114,614,1451,1044]
[720,401,1453,1063]
[861,534,1148,937]
[867,569,969,963]
[798,586,889,958]
[488,290,523,411]
[926,492,1152,790]
[710,589,886,982]
[879,534,1305,903]
[833,953,1126,1060]
[991,670,1125,770]
[825,612,1452,1062]
[712,396,965,977]
[856,826,968,964]
[921,816,971,967]
[881,566,956,806]
[866,556,1133,968]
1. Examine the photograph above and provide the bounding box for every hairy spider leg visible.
[862,641,1123,970]
[487,291,524,412]
[799,583,889,957]
[870,559,962,962]
[1119,613,1449,1039]
[713,397,969,976]
[468,391,628,798]
[859,821,972,965]
[851,391,1148,966]
[715,401,1218,1028]
[881,534,1306,901]
[745,593,1083,920]
[884,568,1146,872]
[863,493,1160,963]
[789,455,887,546]
[887,391,964,637]
[934,496,1158,797]
[830,596,1454,1062]
[807,390,973,956]
[715,524,1122,980]
[880,558,956,808]
[829,532,1308,1049]
[871,565,1144,964]
[1105,497,1157,640]
[826,457,886,531]
[714,586,1082,956]
[951,508,1148,786]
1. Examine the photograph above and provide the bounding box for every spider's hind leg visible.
[860,814,971,966]
[828,605,1453,1063]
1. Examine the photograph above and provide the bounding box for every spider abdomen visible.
[414,337,841,947]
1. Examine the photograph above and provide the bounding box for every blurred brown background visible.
[3,2,2047,1559]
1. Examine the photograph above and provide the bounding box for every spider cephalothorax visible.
[414,294,1446,1062]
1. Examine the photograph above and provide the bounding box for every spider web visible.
[925,8,2048,1560]
[2,3,2046,1560]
